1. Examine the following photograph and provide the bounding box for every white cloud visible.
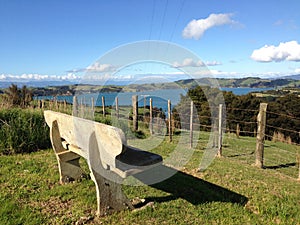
[60,73,79,80]
[196,69,239,77]
[206,61,222,66]
[19,73,50,80]
[86,63,116,72]
[182,13,235,39]
[0,73,80,81]
[295,68,300,73]
[173,58,205,68]
[251,41,300,62]
[172,58,221,68]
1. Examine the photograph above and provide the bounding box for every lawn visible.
[0,132,300,224]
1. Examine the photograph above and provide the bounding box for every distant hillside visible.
[280,74,300,80]
[194,77,300,88]
[2,77,299,96]
[217,77,300,88]
[141,77,300,89]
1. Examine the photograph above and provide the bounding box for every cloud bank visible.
[251,41,300,62]
[0,73,80,81]
[182,13,235,39]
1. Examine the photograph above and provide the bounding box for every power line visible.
[169,0,185,42]
[158,0,169,40]
[148,0,156,40]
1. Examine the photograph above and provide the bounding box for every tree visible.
[6,84,20,106]
[173,86,221,131]
[4,84,32,108]
[177,87,300,143]
[20,85,33,108]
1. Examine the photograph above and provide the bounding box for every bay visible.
[37,88,188,113]
[37,87,273,112]
[220,87,273,95]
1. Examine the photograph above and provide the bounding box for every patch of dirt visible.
[30,197,104,224]
[30,196,73,218]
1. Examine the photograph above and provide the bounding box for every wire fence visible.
[38,95,300,180]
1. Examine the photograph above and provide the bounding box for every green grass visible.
[222,133,300,178]
[1,132,300,224]
[0,108,51,154]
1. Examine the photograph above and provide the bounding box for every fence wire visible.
[41,97,300,180]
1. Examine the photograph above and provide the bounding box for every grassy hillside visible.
[1,132,299,224]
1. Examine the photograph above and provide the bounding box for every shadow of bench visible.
[133,165,248,206]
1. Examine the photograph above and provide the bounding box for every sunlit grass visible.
[1,132,300,224]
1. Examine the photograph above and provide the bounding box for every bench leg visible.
[56,154,84,183]
[50,120,84,183]
[90,169,134,216]
[88,131,134,216]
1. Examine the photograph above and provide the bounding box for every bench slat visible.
[62,141,87,159]
[114,146,163,178]
[44,110,126,168]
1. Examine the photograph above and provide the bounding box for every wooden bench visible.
[44,110,163,216]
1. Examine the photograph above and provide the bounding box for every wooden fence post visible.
[168,100,172,142]
[217,104,223,157]
[115,97,119,119]
[102,96,105,117]
[80,98,84,117]
[255,103,268,168]
[49,100,52,110]
[72,96,78,116]
[132,95,138,131]
[38,100,42,109]
[190,101,194,148]
[63,100,67,112]
[91,97,95,116]
[143,96,146,121]
[149,98,153,134]
[55,98,58,111]
[236,123,240,138]
[297,155,300,181]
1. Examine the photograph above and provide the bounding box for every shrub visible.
[2,84,33,108]
[0,108,51,154]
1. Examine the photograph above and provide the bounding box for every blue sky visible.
[1,0,300,84]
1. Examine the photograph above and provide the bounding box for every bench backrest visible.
[44,110,127,169]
